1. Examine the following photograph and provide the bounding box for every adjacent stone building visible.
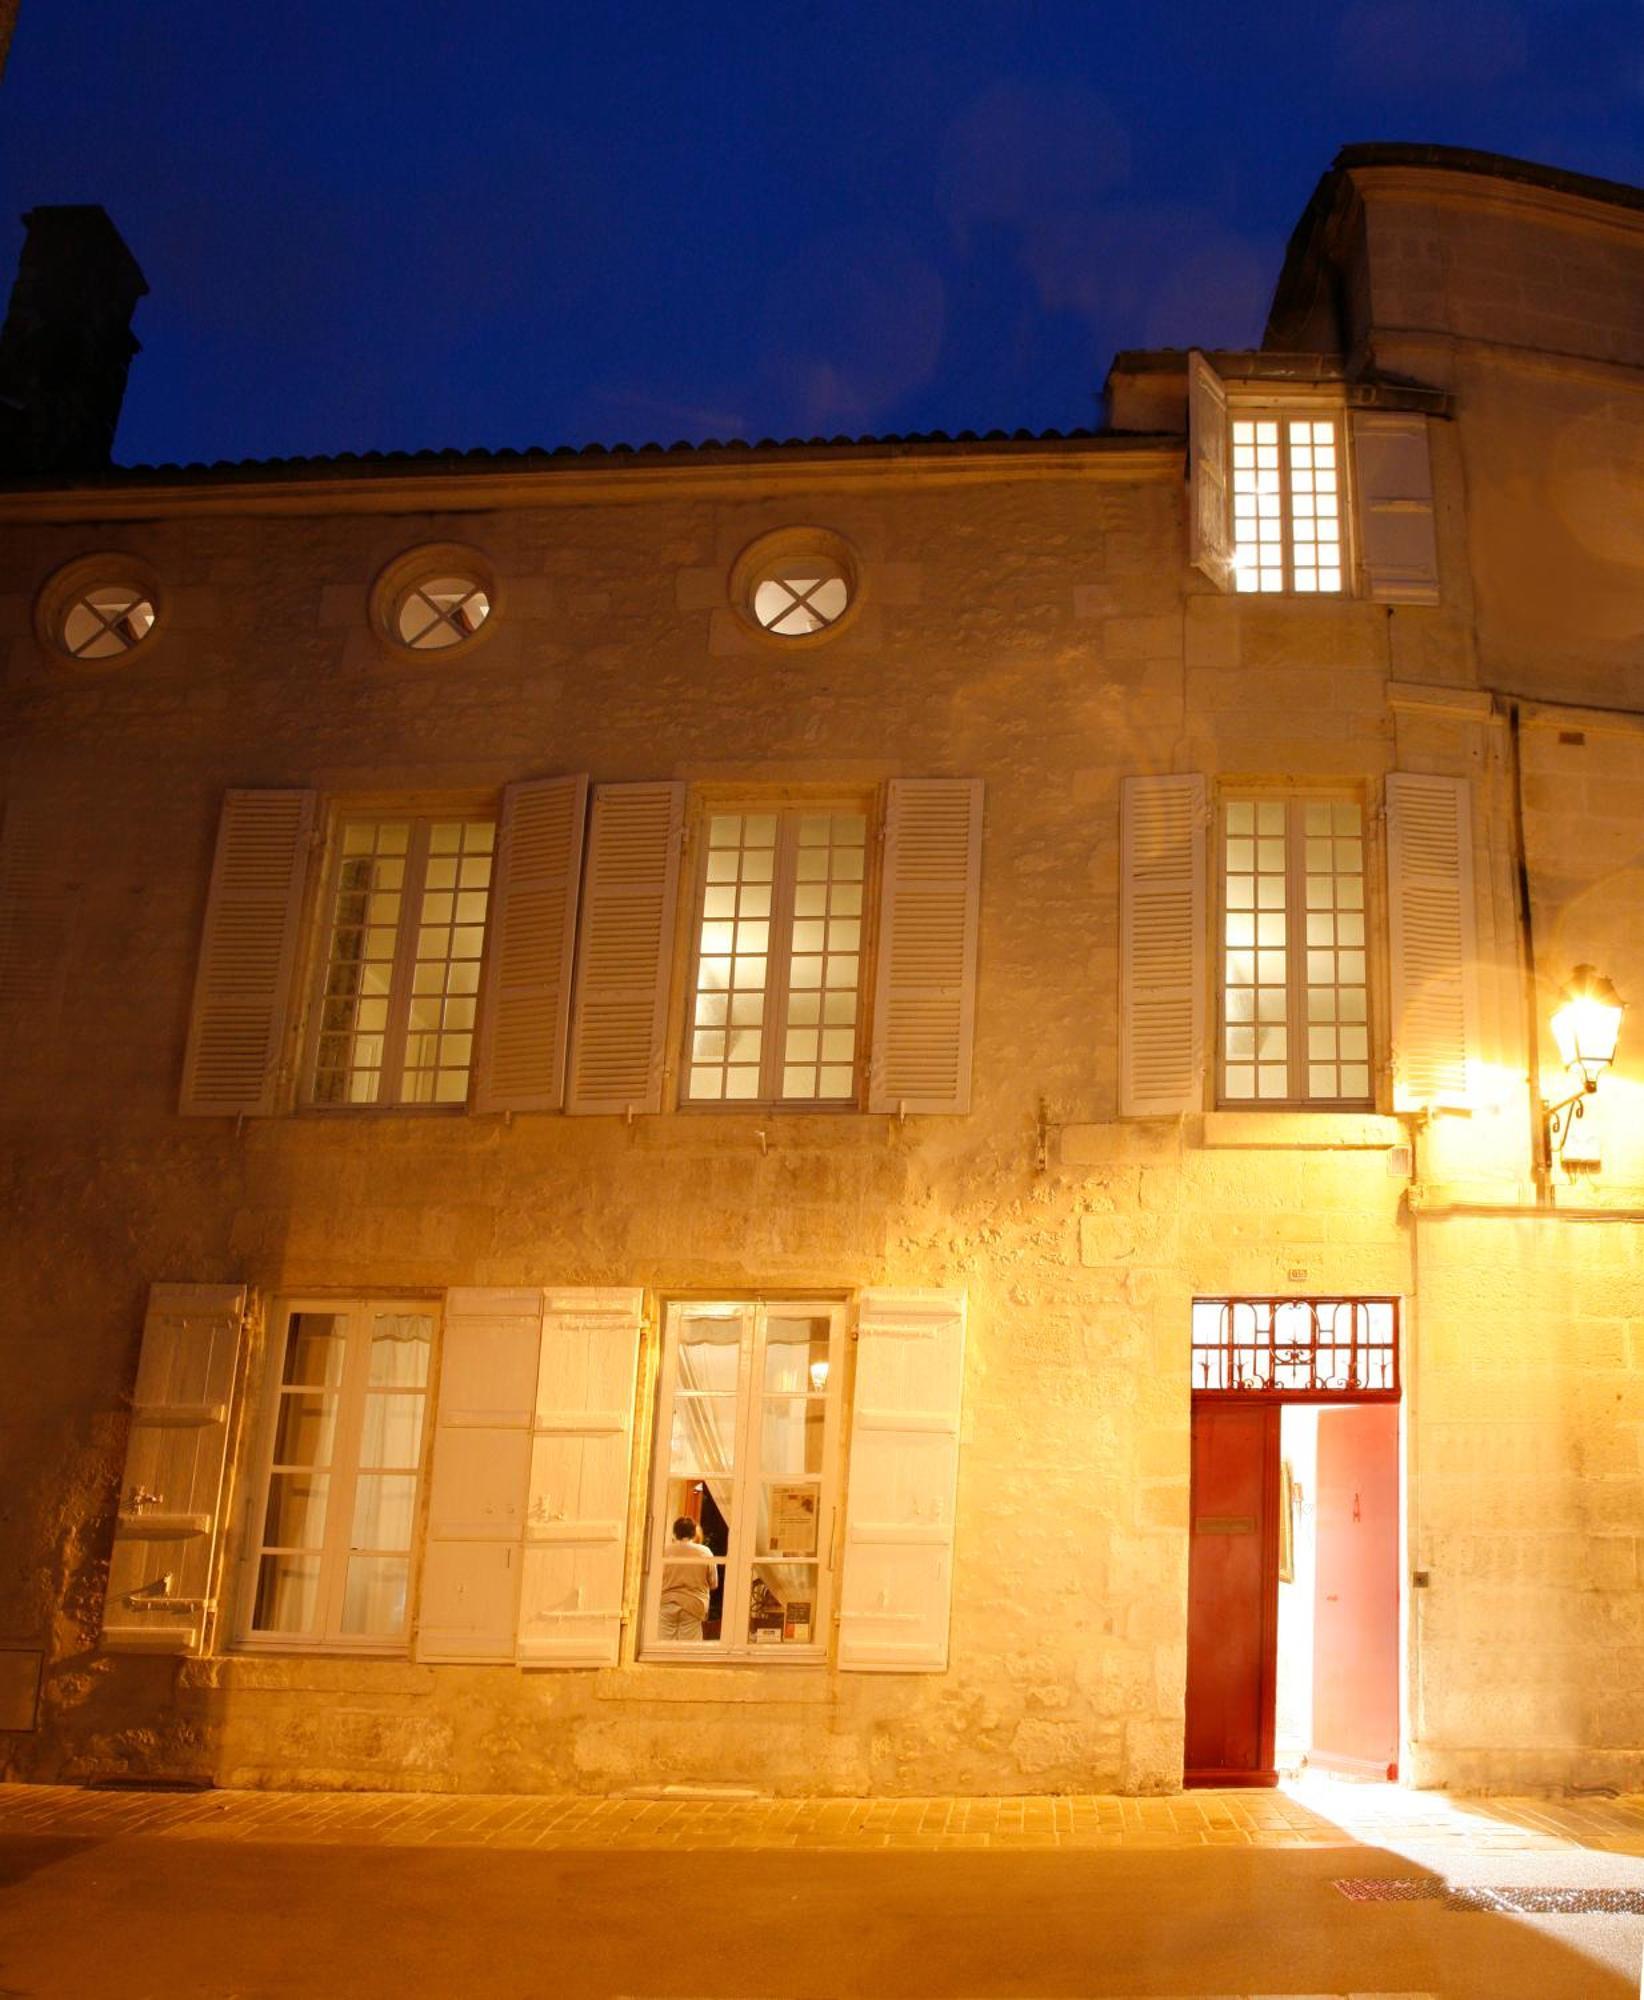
[2,142,1642,1798]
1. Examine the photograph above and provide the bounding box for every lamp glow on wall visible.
[1544,964,1626,1161]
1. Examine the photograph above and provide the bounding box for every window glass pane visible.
[762,1316,833,1393]
[1222,804,1288,1101]
[687,818,774,1100]
[339,1554,410,1635]
[350,1472,419,1550]
[367,1312,433,1386]
[358,1393,426,1469]
[281,1313,348,1387]
[313,823,407,1105]
[748,1565,818,1646]
[780,815,866,1102]
[273,1393,337,1467]
[261,1471,329,1549]
[657,1501,725,1642]
[253,1555,322,1634]
[400,822,492,1106]
[760,1398,829,1475]
[1301,801,1368,1102]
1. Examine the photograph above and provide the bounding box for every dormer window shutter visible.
[180,790,316,1117]
[867,778,984,1116]
[1188,351,1234,592]
[472,774,589,1114]
[1120,774,1207,1118]
[1385,773,1477,1109]
[565,782,685,1116]
[1352,412,1440,604]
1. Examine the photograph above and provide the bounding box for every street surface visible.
[0,1777,1641,1997]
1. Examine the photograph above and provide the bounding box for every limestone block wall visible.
[0,408,1640,1794]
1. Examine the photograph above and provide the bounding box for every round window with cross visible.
[750,557,852,638]
[37,556,162,663]
[394,574,492,650]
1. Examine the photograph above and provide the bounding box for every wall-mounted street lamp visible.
[1544,964,1626,1160]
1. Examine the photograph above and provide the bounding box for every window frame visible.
[1226,399,1354,598]
[1214,788,1376,1112]
[234,1295,440,1658]
[298,806,499,1112]
[639,1297,849,1665]
[676,790,878,1113]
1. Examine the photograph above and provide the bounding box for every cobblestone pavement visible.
[2,1772,1642,1856]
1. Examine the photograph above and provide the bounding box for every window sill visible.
[602,1661,833,1702]
[186,1654,435,1693]
[1200,1110,1403,1151]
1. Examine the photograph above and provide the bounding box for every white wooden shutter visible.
[565,782,685,1115]
[1385,774,1477,1109]
[517,1288,644,1667]
[868,778,984,1115]
[102,1282,246,1654]
[415,1287,544,1663]
[179,789,316,1117]
[838,1288,966,1673]
[1188,351,1234,591]
[471,774,589,1113]
[0,797,70,1021]
[1352,411,1440,604]
[1120,774,1206,1117]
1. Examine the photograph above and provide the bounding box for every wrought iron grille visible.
[1191,1298,1398,1396]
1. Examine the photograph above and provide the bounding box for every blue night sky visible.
[2,2,1641,465]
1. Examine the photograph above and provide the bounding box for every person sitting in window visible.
[659,1517,716,1641]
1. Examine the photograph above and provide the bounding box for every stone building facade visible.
[1,143,1642,1797]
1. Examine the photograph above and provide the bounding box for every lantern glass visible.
[1550,967,1624,1083]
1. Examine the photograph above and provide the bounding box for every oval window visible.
[750,557,851,637]
[61,585,156,658]
[394,574,492,650]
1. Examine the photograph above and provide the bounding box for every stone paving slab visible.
[3,1777,1644,1858]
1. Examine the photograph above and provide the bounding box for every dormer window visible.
[1231,416,1343,594]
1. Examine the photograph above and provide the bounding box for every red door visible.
[1311,1404,1400,1778]
[1184,1403,1280,1786]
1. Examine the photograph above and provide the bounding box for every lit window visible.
[685,807,867,1105]
[751,557,850,636]
[243,1302,435,1651]
[310,817,494,1107]
[395,574,492,650]
[1231,416,1343,595]
[1221,797,1369,1105]
[642,1300,845,1659]
[60,585,156,658]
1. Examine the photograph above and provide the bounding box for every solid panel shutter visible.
[565,782,685,1115]
[1352,412,1440,605]
[838,1288,966,1673]
[179,789,316,1117]
[1385,774,1477,1109]
[102,1282,246,1654]
[867,778,984,1115]
[1120,774,1206,1117]
[415,1288,543,1663]
[517,1288,644,1667]
[1188,350,1234,590]
[472,774,589,1113]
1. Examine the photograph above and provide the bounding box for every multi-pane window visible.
[242,1301,435,1652]
[1221,798,1370,1106]
[643,1301,845,1658]
[310,817,494,1107]
[685,807,868,1105]
[1231,415,1343,594]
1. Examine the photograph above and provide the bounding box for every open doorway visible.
[1184,1298,1401,1789]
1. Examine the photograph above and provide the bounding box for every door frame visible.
[1184,1295,1404,1790]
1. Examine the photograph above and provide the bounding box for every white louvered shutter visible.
[838,1289,966,1673]
[1120,774,1206,1117]
[565,782,685,1115]
[1188,351,1234,591]
[0,797,70,1026]
[102,1283,246,1654]
[1385,774,1477,1109]
[867,778,984,1115]
[517,1288,644,1667]
[179,790,316,1117]
[415,1288,544,1663]
[472,774,589,1113]
[1352,412,1440,605]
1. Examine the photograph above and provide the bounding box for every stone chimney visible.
[0,206,148,477]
